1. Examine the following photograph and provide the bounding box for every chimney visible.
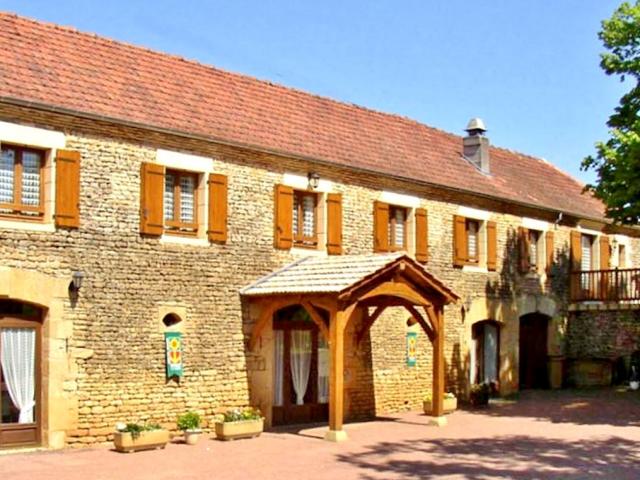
[463,118,490,174]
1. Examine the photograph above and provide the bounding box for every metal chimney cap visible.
[465,117,487,134]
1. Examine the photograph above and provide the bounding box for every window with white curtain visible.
[163,169,198,234]
[292,190,318,247]
[0,145,45,218]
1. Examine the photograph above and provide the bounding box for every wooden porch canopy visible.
[241,253,459,442]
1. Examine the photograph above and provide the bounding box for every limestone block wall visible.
[0,105,635,447]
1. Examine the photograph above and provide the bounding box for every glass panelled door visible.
[272,306,329,426]
[0,301,41,447]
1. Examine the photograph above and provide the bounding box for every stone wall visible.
[0,104,638,448]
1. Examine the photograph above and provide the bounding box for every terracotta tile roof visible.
[241,253,458,302]
[0,13,605,220]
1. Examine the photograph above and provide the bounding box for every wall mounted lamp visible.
[307,171,320,190]
[69,271,85,294]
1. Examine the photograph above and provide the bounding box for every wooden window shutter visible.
[274,184,293,249]
[453,215,467,267]
[415,208,428,263]
[518,227,530,273]
[373,201,389,252]
[487,221,498,271]
[599,235,610,270]
[140,162,165,236]
[570,230,582,272]
[545,231,555,274]
[326,193,343,255]
[55,149,81,228]
[208,173,228,243]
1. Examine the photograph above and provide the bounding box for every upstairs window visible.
[388,206,408,251]
[163,170,198,235]
[0,145,45,219]
[466,219,480,263]
[581,234,594,271]
[293,190,318,248]
[528,230,540,269]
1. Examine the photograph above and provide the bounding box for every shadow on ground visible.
[473,389,640,428]
[336,435,640,480]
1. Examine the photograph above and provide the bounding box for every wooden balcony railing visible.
[570,268,640,302]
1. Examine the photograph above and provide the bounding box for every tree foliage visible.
[582,1,640,224]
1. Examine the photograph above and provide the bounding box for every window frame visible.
[292,189,319,249]
[0,144,46,221]
[465,219,480,264]
[528,229,541,272]
[388,205,409,252]
[163,169,199,236]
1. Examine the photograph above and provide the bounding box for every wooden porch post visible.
[430,304,447,426]
[325,304,352,442]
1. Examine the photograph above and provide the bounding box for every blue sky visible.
[0,1,627,183]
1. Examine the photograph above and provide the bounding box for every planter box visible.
[423,397,457,415]
[113,429,170,453]
[215,418,263,441]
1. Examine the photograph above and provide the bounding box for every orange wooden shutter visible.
[373,201,389,252]
[326,193,342,255]
[487,221,497,271]
[274,184,293,249]
[570,230,582,272]
[518,227,530,273]
[208,173,228,243]
[599,235,610,269]
[140,162,165,236]
[545,231,554,274]
[415,208,428,263]
[453,215,467,267]
[55,149,81,228]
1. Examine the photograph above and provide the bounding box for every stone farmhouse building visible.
[0,13,639,449]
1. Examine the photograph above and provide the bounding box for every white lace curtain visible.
[290,330,312,405]
[1,328,36,424]
[273,330,284,407]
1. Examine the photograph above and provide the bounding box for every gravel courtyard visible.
[1,389,638,480]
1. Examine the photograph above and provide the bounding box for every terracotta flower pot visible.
[113,429,170,453]
[423,397,457,415]
[215,418,264,441]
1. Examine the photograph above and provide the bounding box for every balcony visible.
[570,268,640,303]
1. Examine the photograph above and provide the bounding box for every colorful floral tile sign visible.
[165,331,183,378]
[407,331,417,367]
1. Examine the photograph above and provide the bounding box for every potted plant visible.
[423,392,457,414]
[214,407,263,441]
[113,422,169,453]
[177,411,202,445]
[469,383,490,407]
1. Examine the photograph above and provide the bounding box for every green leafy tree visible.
[582,1,640,224]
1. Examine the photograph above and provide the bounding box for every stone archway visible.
[0,267,78,449]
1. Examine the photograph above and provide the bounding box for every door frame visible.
[0,315,42,447]
[272,318,328,426]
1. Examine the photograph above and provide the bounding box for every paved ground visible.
[1,389,639,479]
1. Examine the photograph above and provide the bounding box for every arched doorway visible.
[471,320,500,393]
[519,313,549,389]
[0,300,42,447]
[271,305,329,426]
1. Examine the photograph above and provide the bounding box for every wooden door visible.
[0,313,42,448]
[519,314,549,390]
[272,308,329,426]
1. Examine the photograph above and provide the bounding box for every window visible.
[466,219,480,263]
[618,244,627,268]
[163,170,198,235]
[292,190,318,248]
[471,321,500,389]
[0,145,45,219]
[581,234,594,271]
[388,206,408,251]
[528,230,540,269]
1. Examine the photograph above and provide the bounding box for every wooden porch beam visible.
[355,304,388,345]
[351,281,430,307]
[430,305,446,425]
[301,300,330,341]
[405,304,435,342]
[325,301,357,442]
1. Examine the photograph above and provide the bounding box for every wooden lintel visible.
[351,281,430,307]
